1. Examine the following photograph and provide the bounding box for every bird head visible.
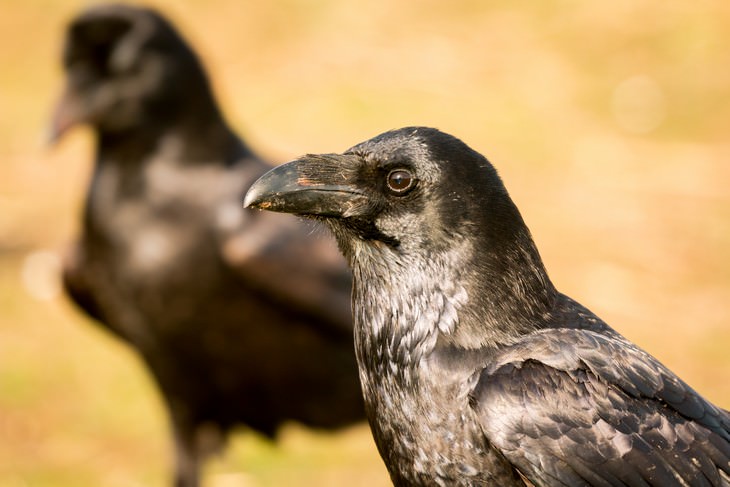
[49,4,213,142]
[245,127,557,346]
[246,127,524,259]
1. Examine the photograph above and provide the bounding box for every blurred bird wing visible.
[471,329,730,486]
[61,240,141,343]
[221,210,353,337]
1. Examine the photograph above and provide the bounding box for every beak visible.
[244,153,366,218]
[46,84,84,145]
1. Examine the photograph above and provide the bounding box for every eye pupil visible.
[387,169,414,193]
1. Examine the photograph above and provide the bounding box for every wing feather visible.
[471,329,730,486]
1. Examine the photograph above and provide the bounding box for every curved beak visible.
[46,84,84,145]
[244,154,366,218]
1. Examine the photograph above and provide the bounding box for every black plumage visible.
[244,126,730,486]
[52,5,363,487]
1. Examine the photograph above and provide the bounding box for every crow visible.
[244,126,730,486]
[51,4,364,486]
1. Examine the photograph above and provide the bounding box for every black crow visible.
[244,126,730,486]
[51,4,363,486]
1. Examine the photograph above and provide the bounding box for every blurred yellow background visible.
[1,1,729,486]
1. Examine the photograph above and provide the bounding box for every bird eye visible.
[386,169,415,194]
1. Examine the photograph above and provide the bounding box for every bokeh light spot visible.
[612,75,666,134]
[20,250,62,302]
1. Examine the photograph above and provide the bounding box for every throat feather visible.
[351,239,470,373]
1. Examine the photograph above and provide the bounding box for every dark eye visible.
[386,169,415,194]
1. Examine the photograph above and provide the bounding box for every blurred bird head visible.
[49,3,216,142]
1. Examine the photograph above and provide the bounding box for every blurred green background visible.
[1,1,729,486]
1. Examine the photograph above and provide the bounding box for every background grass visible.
[1,1,729,485]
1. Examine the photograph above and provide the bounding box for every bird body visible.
[54,5,363,486]
[245,126,730,486]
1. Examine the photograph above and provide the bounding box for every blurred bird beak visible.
[46,85,83,145]
[244,154,366,218]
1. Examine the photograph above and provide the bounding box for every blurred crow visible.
[51,4,363,486]
[245,126,730,486]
